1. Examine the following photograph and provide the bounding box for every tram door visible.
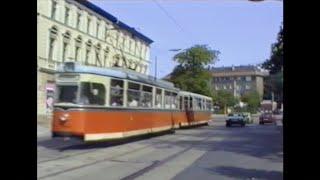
[185,96,195,124]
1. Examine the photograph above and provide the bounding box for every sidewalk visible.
[37,114,52,139]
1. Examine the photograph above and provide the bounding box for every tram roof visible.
[56,62,179,91]
[178,91,212,100]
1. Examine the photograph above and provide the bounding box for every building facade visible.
[37,0,153,118]
[211,65,269,98]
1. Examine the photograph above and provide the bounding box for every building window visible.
[223,85,226,89]
[48,26,58,60]
[140,44,144,58]
[76,12,81,29]
[85,41,92,65]
[122,36,126,49]
[62,42,68,62]
[246,76,252,81]
[87,16,91,34]
[48,37,55,60]
[51,0,57,19]
[85,49,90,65]
[95,44,101,66]
[65,6,70,25]
[104,26,108,40]
[110,79,124,106]
[103,47,109,67]
[62,32,71,62]
[75,36,82,62]
[75,46,80,62]
[96,21,100,38]
[245,85,251,90]
[129,40,133,53]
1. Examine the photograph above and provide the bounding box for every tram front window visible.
[56,85,78,104]
[80,82,106,105]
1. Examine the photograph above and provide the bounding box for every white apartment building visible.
[37,0,153,118]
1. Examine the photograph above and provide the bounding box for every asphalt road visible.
[37,116,283,180]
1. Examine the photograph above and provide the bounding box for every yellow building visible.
[37,0,153,120]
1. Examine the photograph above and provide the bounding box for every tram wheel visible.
[169,129,176,134]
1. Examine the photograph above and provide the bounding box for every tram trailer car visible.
[52,62,213,142]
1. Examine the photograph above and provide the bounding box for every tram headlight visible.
[60,113,69,122]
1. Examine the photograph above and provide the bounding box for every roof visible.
[178,91,212,100]
[211,65,262,72]
[73,0,153,44]
[211,65,269,77]
[56,62,178,91]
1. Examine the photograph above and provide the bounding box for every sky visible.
[91,0,283,78]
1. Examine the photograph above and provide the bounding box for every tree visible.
[169,45,220,97]
[212,90,238,114]
[262,24,283,104]
[241,91,261,113]
[262,24,283,74]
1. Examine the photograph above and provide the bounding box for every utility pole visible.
[154,56,157,80]
[271,91,274,112]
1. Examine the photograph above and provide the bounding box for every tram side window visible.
[202,99,206,110]
[110,79,124,106]
[164,91,171,109]
[79,82,106,105]
[172,92,178,109]
[189,97,193,110]
[127,82,140,107]
[207,100,212,110]
[196,98,201,110]
[155,88,163,108]
[184,96,189,110]
[179,96,183,110]
[141,85,153,108]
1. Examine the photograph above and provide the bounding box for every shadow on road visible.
[142,124,283,163]
[37,130,175,151]
[207,166,283,180]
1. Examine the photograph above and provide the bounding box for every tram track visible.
[119,130,215,180]
[37,128,214,179]
[37,132,183,165]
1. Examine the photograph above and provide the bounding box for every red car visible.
[259,113,275,125]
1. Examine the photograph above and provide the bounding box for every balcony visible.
[38,57,62,72]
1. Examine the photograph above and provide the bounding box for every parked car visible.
[242,112,253,124]
[259,113,275,125]
[226,113,245,127]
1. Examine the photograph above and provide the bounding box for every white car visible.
[226,113,245,127]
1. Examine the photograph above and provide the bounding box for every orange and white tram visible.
[52,62,213,142]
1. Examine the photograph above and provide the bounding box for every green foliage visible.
[262,24,283,104]
[241,91,261,113]
[169,45,220,97]
[213,90,238,108]
[263,69,283,102]
[262,24,283,75]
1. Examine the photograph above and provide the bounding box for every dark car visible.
[259,113,275,125]
[226,113,245,127]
